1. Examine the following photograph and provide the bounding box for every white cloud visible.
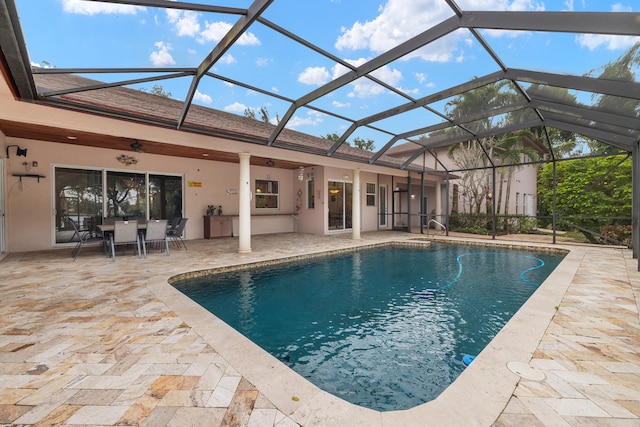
[220,54,236,65]
[62,0,144,15]
[348,78,386,98]
[256,57,271,67]
[456,0,544,11]
[335,0,453,61]
[612,3,632,12]
[334,0,545,54]
[149,41,176,66]
[194,90,212,104]
[576,34,640,51]
[577,2,639,51]
[298,67,330,85]
[331,58,365,80]
[166,9,200,37]
[286,111,325,129]
[198,21,260,45]
[332,58,407,98]
[332,100,351,108]
[30,61,54,69]
[224,102,247,113]
[370,65,403,87]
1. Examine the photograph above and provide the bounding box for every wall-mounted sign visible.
[188,181,202,187]
[225,189,238,195]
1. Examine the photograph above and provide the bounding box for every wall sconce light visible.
[298,166,304,181]
[266,159,275,167]
[6,145,27,158]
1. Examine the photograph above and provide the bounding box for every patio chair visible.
[109,220,142,261]
[68,216,90,261]
[168,216,181,232]
[142,219,170,257]
[167,217,188,249]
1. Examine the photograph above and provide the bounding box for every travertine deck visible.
[0,231,638,426]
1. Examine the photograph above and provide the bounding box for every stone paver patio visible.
[0,231,638,426]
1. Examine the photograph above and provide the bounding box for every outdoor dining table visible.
[97,222,147,233]
[97,221,148,259]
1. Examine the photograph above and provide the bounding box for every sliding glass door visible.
[328,180,352,231]
[149,174,183,221]
[54,167,182,244]
[106,171,146,219]
[55,168,103,244]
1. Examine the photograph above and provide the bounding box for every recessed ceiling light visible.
[66,136,77,140]
[202,153,209,157]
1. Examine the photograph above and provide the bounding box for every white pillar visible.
[238,152,252,253]
[436,180,442,230]
[352,169,361,240]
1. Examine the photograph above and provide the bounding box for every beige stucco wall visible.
[3,136,313,252]
[1,135,405,252]
[429,146,538,216]
[0,73,411,253]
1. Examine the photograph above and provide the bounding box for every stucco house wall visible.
[0,63,412,254]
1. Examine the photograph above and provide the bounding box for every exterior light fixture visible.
[6,145,27,158]
[298,166,304,181]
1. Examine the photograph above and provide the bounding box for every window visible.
[366,183,376,206]
[255,179,279,209]
[307,179,315,209]
[54,166,182,244]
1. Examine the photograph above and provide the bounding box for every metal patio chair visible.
[142,219,170,257]
[109,220,142,261]
[167,217,188,249]
[68,216,104,261]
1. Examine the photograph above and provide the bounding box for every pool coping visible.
[147,237,583,426]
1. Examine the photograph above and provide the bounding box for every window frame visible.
[366,182,376,206]
[255,179,280,209]
[307,179,315,209]
[53,165,183,245]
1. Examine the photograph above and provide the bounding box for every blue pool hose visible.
[414,251,545,298]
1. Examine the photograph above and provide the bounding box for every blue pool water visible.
[173,243,565,411]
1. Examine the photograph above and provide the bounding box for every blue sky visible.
[15,0,640,148]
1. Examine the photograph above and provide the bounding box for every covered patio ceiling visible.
[0,0,639,172]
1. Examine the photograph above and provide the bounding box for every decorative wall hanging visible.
[116,154,138,166]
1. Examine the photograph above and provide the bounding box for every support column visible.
[352,169,361,240]
[633,144,639,267]
[238,152,252,253]
[436,179,442,230]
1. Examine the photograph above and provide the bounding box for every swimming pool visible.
[173,242,565,411]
